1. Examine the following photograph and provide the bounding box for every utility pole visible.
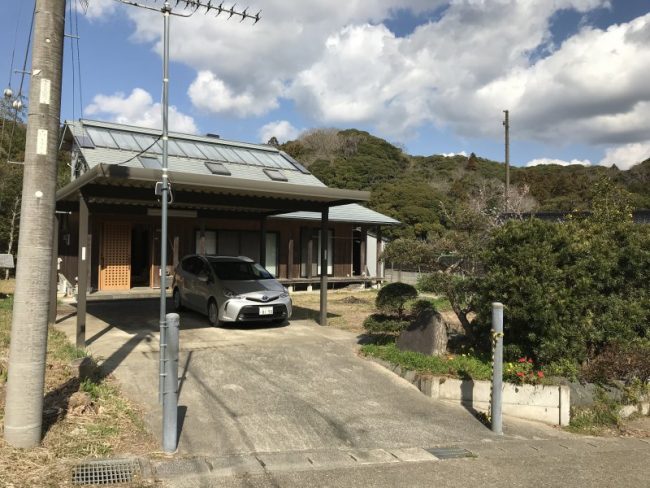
[503,109,510,213]
[4,0,66,448]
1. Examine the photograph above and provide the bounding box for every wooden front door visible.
[100,222,132,290]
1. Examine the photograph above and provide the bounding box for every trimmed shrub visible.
[376,282,417,318]
[362,313,409,335]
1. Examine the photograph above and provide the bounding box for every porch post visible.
[360,226,367,276]
[199,220,206,255]
[307,236,313,280]
[376,226,383,281]
[319,207,329,326]
[76,195,89,348]
[48,214,59,326]
[259,217,267,266]
[287,234,294,280]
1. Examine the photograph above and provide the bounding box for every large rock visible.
[396,309,448,356]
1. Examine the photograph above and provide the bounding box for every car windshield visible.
[210,261,273,280]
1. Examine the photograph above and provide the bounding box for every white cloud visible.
[188,71,279,117]
[100,0,650,168]
[599,142,650,169]
[442,151,468,158]
[77,0,117,19]
[258,120,301,144]
[85,88,198,134]
[526,158,592,167]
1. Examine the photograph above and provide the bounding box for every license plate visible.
[259,306,273,316]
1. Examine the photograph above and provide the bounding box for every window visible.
[205,161,231,176]
[195,230,217,254]
[181,256,202,275]
[209,261,273,280]
[301,228,333,277]
[263,169,288,182]
[139,156,162,169]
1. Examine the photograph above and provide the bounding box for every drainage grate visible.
[72,458,140,485]
[425,447,475,460]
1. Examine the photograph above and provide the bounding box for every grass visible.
[567,389,622,435]
[0,294,157,488]
[360,342,492,381]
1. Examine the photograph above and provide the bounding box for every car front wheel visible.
[208,299,221,327]
[173,288,184,311]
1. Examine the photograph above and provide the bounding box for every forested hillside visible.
[280,129,650,238]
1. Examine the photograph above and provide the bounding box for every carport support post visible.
[76,195,89,348]
[375,226,383,282]
[259,217,267,267]
[319,207,329,326]
[491,302,504,435]
[163,312,179,453]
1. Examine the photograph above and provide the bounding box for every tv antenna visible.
[111,0,260,454]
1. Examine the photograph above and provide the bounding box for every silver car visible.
[172,255,292,326]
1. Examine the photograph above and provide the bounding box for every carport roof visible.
[56,163,370,216]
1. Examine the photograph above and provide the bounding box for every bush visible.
[376,282,418,318]
[360,343,492,380]
[473,214,650,366]
[362,313,409,335]
[408,298,436,317]
[581,342,650,385]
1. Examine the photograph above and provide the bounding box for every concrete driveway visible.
[55,298,570,458]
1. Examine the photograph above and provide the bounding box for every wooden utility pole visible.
[4,0,66,448]
[503,110,510,213]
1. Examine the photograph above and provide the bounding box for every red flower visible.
[518,357,527,363]
[528,359,533,364]
[537,371,544,378]
[516,372,525,377]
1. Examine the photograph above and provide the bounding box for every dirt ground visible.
[290,288,378,333]
[0,278,15,296]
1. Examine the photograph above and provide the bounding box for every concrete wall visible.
[372,358,571,426]
[383,269,421,285]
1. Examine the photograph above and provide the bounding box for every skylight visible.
[263,168,288,182]
[205,161,231,176]
[139,156,162,169]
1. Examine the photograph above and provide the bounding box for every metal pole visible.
[159,2,171,403]
[163,312,179,452]
[503,110,510,213]
[4,0,67,448]
[319,207,329,325]
[491,302,504,435]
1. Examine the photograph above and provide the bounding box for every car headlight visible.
[223,288,241,299]
[280,286,290,298]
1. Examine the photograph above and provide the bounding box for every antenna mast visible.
[113,0,260,453]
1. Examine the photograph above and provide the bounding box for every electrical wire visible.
[7,1,36,160]
[68,0,76,121]
[74,0,84,116]
[1,1,24,146]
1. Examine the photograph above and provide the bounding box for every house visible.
[55,119,399,294]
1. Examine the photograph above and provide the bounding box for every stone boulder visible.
[396,309,448,356]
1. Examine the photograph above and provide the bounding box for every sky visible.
[1,0,650,169]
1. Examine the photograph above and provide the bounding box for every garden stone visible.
[396,309,447,356]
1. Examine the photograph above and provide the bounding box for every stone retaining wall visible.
[371,358,571,426]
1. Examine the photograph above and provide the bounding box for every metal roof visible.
[273,204,400,225]
[60,120,399,224]
[64,120,320,186]
[56,164,369,216]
